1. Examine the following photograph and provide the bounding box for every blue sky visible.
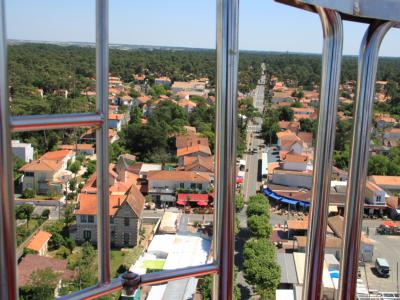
[5,0,400,56]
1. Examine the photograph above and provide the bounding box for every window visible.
[110,217,114,224]
[124,217,130,226]
[80,215,87,223]
[190,183,196,189]
[88,215,95,223]
[111,231,115,240]
[123,233,129,245]
[180,182,185,189]
[376,195,382,202]
[83,230,91,241]
[197,183,203,190]
[24,172,34,177]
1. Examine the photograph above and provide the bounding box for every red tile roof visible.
[40,150,74,161]
[176,144,211,157]
[26,230,52,252]
[20,159,64,172]
[147,170,210,183]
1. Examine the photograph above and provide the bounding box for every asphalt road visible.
[236,64,266,299]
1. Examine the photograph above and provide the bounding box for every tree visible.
[261,118,279,145]
[247,215,273,238]
[300,118,315,132]
[21,267,60,300]
[243,239,280,299]
[68,160,81,175]
[13,155,25,180]
[279,106,294,121]
[16,204,35,227]
[41,209,50,219]
[235,194,244,213]
[368,155,389,175]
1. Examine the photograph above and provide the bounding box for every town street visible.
[236,64,266,298]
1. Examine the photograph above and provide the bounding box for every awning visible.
[280,197,298,205]
[269,193,282,201]
[236,177,243,184]
[176,200,186,206]
[197,201,208,206]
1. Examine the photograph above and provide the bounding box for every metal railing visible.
[277,1,399,299]
[0,0,238,299]
[0,0,399,299]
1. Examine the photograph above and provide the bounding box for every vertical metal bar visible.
[213,0,239,299]
[302,8,343,299]
[96,0,110,284]
[0,1,17,298]
[338,21,394,300]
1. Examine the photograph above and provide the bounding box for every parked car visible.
[375,258,390,278]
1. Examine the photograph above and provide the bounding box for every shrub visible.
[22,188,36,199]
[41,209,50,219]
[55,246,71,259]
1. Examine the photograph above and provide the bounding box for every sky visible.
[5,0,400,56]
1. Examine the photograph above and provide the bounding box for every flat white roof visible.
[276,289,294,299]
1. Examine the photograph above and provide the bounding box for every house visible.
[25,230,52,256]
[133,74,146,82]
[384,128,400,139]
[175,134,209,149]
[74,185,144,247]
[81,163,139,195]
[108,113,125,131]
[109,76,123,87]
[375,114,396,129]
[276,131,304,153]
[147,170,211,207]
[20,150,75,195]
[291,107,315,116]
[280,152,311,172]
[182,156,214,173]
[54,89,68,99]
[297,132,313,147]
[40,150,75,166]
[18,254,74,289]
[81,128,119,144]
[271,91,295,104]
[58,144,95,156]
[12,140,34,162]
[178,99,197,113]
[171,80,206,96]
[117,95,134,107]
[278,121,300,134]
[115,154,136,175]
[369,175,400,195]
[154,76,172,86]
[176,144,212,166]
[365,181,386,207]
[383,137,399,148]
[271,169,313,189]
[128,162,162,179]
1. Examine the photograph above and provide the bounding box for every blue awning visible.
[299,201,311,207]
[280,197,298,205]
[269,193,282,201]
[263,188,273,196]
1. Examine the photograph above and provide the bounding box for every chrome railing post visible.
[338,21,394,300]
[214,0,239,298]
[0,0,17,298]
[302,7,343,299]
[96,0,111,285]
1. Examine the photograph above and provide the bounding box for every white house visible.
[271,169,312,189]
[108,113,124,132]
[147,170,211,207]
[365,181,386,207]
[384,128,400,139]
[12,140,34,162]
[281,152,310,172]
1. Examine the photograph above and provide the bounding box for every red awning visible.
[197,201,208,206]
[236,177,243,183]
[177,193,209,202]
[176,200,186,206]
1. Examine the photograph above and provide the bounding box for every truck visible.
[261,152,268,178]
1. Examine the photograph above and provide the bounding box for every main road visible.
[236,64,267,299]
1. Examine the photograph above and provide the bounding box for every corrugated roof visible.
[277,253,298,284]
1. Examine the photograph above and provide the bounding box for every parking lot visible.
[360,219,400,293]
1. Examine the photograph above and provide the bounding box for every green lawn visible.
[110,246,143,277]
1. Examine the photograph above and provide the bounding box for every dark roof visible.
[18,254,74,286]
[276,253,298,284]
[328,215,344,238]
